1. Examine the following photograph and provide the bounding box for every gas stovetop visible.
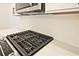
[6,30,54,56]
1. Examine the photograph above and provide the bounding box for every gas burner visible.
[6,30,54,56]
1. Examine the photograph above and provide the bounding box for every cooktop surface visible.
[6,30,54,56]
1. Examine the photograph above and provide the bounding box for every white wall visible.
[11,14,79,49]
[0,3,11,29]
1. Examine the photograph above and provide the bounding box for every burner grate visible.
[0,40,14,56]
[6,30,54,56]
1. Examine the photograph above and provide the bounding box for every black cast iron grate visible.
[6,30,54,56]
[0,40,14,56]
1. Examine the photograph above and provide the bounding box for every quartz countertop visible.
[0,28,78,56]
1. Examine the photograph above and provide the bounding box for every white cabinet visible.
[12,3,79,15]
[46,3,79,13]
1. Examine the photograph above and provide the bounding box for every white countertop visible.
[0,28,78,56]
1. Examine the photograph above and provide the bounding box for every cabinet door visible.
[46,3,79,13]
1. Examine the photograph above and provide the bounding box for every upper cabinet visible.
[46,3,79,13]
[13,3,79,15]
